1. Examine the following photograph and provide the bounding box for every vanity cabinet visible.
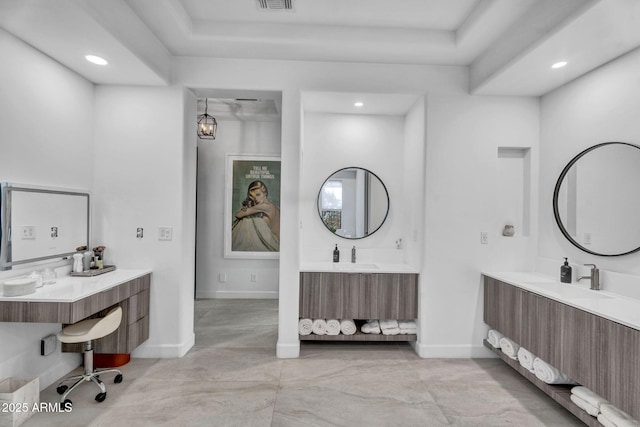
[483,276,639,422]
[62,274,150,354]
[299,271,418,341]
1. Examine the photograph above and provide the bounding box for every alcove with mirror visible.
[317,167,389,239]
[553,142,640,256]
[1,183,90,270]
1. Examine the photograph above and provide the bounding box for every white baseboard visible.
[415,343,496,358]
[132,333,195,358]
[276,341,300,358]
[196,290,279,299]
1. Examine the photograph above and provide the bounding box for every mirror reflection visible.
[317,167,389,239]
[553,142,640,256]
[1,183,90,270]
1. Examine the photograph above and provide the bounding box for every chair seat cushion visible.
[57,306,122,344]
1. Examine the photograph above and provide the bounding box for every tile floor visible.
[23,299,584,426]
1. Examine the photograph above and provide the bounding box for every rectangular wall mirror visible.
[1,183,90,270]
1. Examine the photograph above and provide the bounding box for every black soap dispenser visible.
[333,244,340,263]
[560,258,572,283]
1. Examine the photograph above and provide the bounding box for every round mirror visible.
[317,167,389,239]
[553,142,640,256]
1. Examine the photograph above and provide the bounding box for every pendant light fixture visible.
[197,98,217,140]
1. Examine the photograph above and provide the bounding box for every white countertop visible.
[0,269,151,303]
[301,262,419,273]
[483,271,640,331]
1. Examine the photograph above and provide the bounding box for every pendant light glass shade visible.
[197,98,217,140]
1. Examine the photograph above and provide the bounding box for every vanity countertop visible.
[483,271,640,331]
[0,269,151,303]
[301,262,419,274]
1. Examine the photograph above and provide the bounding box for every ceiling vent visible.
[256,0,293,11]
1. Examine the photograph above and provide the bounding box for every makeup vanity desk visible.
[0,269,151,354]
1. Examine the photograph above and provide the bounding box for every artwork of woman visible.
[232,180,280,251]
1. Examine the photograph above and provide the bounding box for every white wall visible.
[300,113,406,264]
[539,46,640,277]
[0,28,93,388]
[92,85,196,358]
[420,93,539,357]
[196,119,281,299]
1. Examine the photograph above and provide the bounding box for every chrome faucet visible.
[578,264,600,290]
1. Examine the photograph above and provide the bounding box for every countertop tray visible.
[70,265,116,277]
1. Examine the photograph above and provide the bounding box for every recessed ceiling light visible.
[85,55,108,66]
[354,102,364,107]
[551,61,567,69]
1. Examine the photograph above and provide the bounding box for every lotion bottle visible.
[560,257,572,283]
[333,244,340,263]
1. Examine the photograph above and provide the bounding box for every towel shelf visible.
[299,272,418,342]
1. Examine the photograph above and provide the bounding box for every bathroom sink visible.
[524,281,612,300]
[333,263,380,272]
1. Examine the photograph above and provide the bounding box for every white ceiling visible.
[1,0,640,110]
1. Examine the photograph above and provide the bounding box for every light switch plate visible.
[158,226,173,241]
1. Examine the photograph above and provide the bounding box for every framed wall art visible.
[224,154,281,259]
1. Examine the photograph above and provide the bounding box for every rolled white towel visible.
[517,347,536,372]
[398,320,416,330]
[312,319,327,335]
[381,327,400,335]
[598,414,617,427]
[571,386,608,411]
[340,319,357,335]
[298,318,313,336]
[499,337,520,360]
[599,403,640,427]
[379,319,399,330]
[570,394,600,417]
[399,328,417,335]
[325,319,341,335]
[532,357,577,385]
[361,320,381,334]
[487,329,504,348]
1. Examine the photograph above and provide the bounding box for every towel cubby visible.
[299,272,418,342]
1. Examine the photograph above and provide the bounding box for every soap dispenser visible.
[333,244,340,263]
[560,258,572,283]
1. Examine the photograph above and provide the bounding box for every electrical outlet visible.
[22,225,36,240]
[480,232,489,244]
[584,232,592,245]
[218,273,227,283]
[136,227,144,239]
[50,226,58,238]
[250,273,257,282]
[41,334,56,356]
[158,226,173,241]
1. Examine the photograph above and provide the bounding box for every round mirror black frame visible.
[553,141,640,257]
[317,167,390,240]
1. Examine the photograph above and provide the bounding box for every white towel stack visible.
[379,319,400,335]
[487,329,504,348]
[361,320,381,334]
[298,318,313,336]
[398,320,417,334]
[325,319,341,336]
[312,318,327,335]
[570,386,608,417]
[532,357,577,385]
[516,347,536,373]
[339,319,357,335]
[499,337,520,360]
[598,403,640,427]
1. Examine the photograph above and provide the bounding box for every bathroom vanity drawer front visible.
[299,272,418,320]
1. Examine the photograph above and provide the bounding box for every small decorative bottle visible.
[560,258,572,283]
[333,244,340,263]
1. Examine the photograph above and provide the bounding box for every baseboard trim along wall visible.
[132,333,195,358]
[276,342,300,359]
[196,290,279,299]
[416,343,496,358]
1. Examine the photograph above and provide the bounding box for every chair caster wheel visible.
[114,374,123,384]
[56,385,68,395]
[95,392,107,403]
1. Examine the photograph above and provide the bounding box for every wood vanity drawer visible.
[127,315,149,350]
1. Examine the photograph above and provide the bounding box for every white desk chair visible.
[56,306,124,407]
